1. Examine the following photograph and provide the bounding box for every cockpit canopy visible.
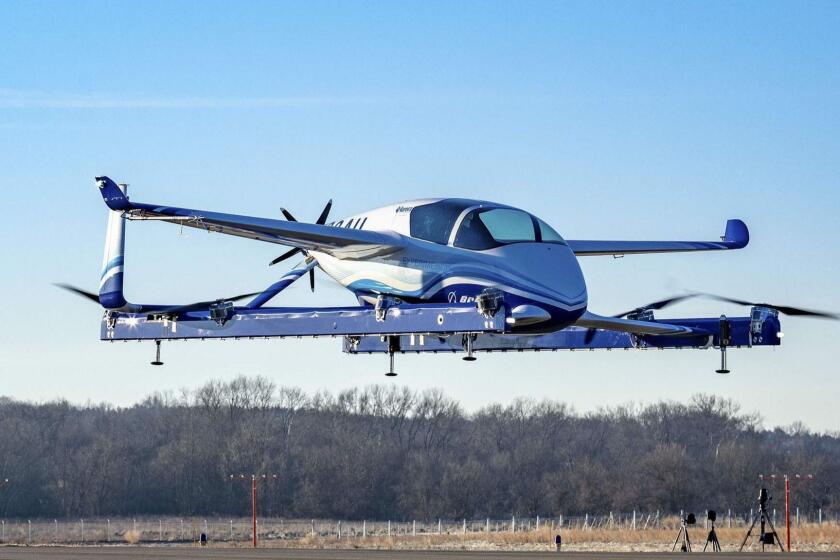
[409,199,565,250]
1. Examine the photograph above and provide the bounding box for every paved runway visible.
[1,548,839,560]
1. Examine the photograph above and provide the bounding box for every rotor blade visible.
[702,293,839,319]
[309,268,315,292]
[315,199,333,225]
[154,291,263,315]
[613,294,698,318]
[54,283,100,304]
[280,208,297,222]
[269,247,301,266]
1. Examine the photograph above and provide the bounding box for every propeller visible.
[54,283,100,304]
[269,200,332,293]
[150,291,263,316]
[699,293,838,319]
[584,293,699,344]
[55,283,261,316]
[611,294,699,319]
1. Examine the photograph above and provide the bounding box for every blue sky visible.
[1,1,839,429]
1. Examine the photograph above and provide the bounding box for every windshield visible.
[454,208,536,250]
[409,200,474,244]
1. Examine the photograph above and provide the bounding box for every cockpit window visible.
[537,218,566,244]
[454,208,537,250]
[409,200,473,244]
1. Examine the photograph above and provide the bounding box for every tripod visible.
[704,519,721,552]
[739,488,785,551]
[672,517,693,552]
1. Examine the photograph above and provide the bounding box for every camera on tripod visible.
[758,487,771,508]
[683,513,696,526]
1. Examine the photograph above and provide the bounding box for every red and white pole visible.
[785,475,791,551]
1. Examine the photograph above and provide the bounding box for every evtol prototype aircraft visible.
[59,177,836,374]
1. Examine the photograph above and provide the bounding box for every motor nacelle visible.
[750,306,780,344]
[209,301,235,325]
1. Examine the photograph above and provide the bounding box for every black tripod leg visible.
[673,527,683,552]
[740,513,759,551]
[763,514,786,552]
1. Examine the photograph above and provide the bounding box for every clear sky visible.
[1,1,839,430]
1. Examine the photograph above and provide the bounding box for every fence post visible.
[728,509,731,528]
[54,519,58,542]
[180,519,184,541]
[28,520,31,545]
[363,520,366,538]
[2,520,4,543]
[819,508,822,525]
[107,519,111,542]
[388,520,391,537]
[311,520,315,536]
[796,507,800,527]
[486,518,490,533]
[413,520,416,537]
[438,519,441,535]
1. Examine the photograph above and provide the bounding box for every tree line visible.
[0,377,838,520]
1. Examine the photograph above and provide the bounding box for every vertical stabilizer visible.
[99,183,128,309]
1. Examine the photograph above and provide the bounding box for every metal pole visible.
[252,475,257,548]
[786,476,791,551]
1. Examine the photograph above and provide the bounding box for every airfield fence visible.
[0,510,839,545]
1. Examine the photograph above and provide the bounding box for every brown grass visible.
[123,529,141,544]
[247,522,840,552]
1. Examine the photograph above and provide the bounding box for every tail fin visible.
[99,181,128,308]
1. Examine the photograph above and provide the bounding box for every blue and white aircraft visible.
[59,177,835,374]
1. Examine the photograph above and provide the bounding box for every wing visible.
[96,176,403,259]
[567,219,748,256]
[575,311,706,336]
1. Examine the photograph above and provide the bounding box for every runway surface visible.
[1,548,839,560]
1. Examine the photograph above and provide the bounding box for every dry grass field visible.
[277,524,840,553]
[2,517,839,552]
